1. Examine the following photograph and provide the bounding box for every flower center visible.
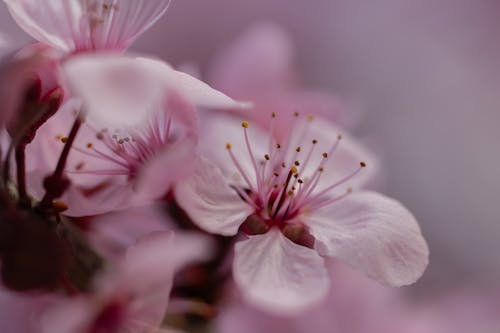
[67,111,173,178]
[226,113,366,238]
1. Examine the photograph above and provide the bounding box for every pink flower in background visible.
[176,113,428,314]
[3,0,171,53]
[208,23,346,141]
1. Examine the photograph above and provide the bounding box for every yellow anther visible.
[60,136,68,143]
[86,143,93,149]
[226,143,232,150]
[242,121,249,128]
[307,114,314,121]
[291,166,298,174]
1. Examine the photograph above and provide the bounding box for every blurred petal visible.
[209,22,295,100]
[135,139,196,200]
[303,191,429,286]
[62,54,167,127]
[137,57,252,110]
[175,155,253,236]
[233,229,330,315]
[63,55,248,128]
[116,231,176,293]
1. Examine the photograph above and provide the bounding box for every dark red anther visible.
[281,223,315,249]
[241,214,270,235]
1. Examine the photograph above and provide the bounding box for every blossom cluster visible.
[0,1,436,332]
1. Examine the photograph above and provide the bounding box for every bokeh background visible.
[1,0,499,298]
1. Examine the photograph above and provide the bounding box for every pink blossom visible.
[175,113,428,314]
[25,54,248,216]
[40,231,179,333]
[3,0,171,53]
[208,23,345,140]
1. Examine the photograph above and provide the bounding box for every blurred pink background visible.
[1,0,499,291]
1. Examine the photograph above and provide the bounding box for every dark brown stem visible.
[39,115,83,210]
[14,143,28,205]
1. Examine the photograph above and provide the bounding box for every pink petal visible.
[175,155,253,236]
[135,139,196,201]
[91,205,215,271]
[40,298,94,333]
[62,55,248,128]
[4,0,170,52]
[137,57,252,110]
[209,22,295,100]
[62,54,168,128]
[302,191,429,286]
[233,229,330,315]
[110,231,176,296]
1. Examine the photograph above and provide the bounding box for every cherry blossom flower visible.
[40,231,180,333]
[24,54,248,216]
[3,0,171,53]
[175,113,429,314]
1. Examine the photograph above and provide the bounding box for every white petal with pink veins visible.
[175,156,253,236]
[302,191,429,286]
[4,0,170,52]
[233,229,330,315]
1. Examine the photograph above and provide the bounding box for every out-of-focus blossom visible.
[216,261,402,333]
[40,231,178,333]
[176,113,428,314]
[89,205,215,270]
[0,288,57,333]
[217,263,500,333]
[208,23,344,140]
[3,0,171,53]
